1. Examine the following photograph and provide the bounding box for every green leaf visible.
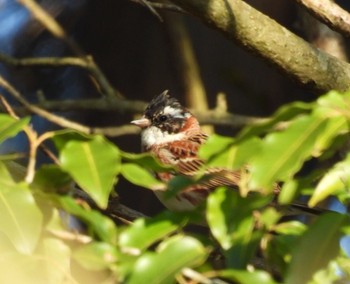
[207,187,270,250]
[3,160,27,182]
[198,134,234,161]
[58,195,118,245]
[52,129,92,151]
[237,101,312,141]
[119,211,188,254]
[0,236,71,284]
[273,221,306,235]
[206,187,271,268]
[121,163,165,190]
[0,114,30,144]
[286,212,348,284]
[120,151,172,172]
[316,90,350,118]
[59,136,120,208]
[73,242,118,271]
[0,162,42,254]
[312,116,348,157]
[33,164,73,193]
[127,235,207,284]
[199,135,261,169]
[218,269,276,284]
[250,114,327,192]
[278,179,299,205]
[309,154,350,207]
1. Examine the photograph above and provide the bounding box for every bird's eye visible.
[159,115,167,122]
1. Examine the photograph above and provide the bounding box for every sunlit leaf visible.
[273,221,306,235]
[119,211,188,254]
[0,114,30,144]
[73,242,118,271]
[309,154,350,207]
[218,269,276,284]
[59,136,120,208]
[199,135,261,169]
[286,212,348,284]
[121,163,165,190]
[237,101,312,141]
[206,187,271,268]
[52,129,92,151]
[250,114,327,192]
[199,134,234,161]
[0,236,71,284]
[312,116,348,157]
[127,235,207,284]
[120,151,172,172]
[316,91,350,118]
[0,162,42,254]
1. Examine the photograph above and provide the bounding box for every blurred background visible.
[0,0,349,215]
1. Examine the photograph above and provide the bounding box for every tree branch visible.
[296,0,350,38]
[170,0,350,94]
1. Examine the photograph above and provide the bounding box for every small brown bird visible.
[131,91,323,215]
[131,91,260,211]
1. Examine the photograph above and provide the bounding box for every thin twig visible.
[296,0,350,38]
[148,2,186,13]
[0,75,145,137]
[16,1,121,99]
[0,52,268,129]
[0,75,91,134]
[0,94,37,182]
[129,0,186,14]
[17,0,83,55]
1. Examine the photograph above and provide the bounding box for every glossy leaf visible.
[206,187,271,268]
[237,101,312,141]
[0,115,30,144]
[119,211,187,254]
[199,135,261,169]
[59,136,121,208]
[198,134,235,161]
[58,195,118,245]
[312,116,348,157]
[73,242,118,271]
[286,212,348,284]
[121,163,165,190]
[120,151,172,172]
[218,269,276,284]
[278,179,299,205]
[250,114,327,192]
[316,91,350,117]
[127,235,207,284]
[0,236,71,284]
[0,162,42,254]
[52,129,92,151]
[309,154,350,207]
[273,221,306,236]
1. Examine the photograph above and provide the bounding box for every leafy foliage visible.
[0,91,350,283]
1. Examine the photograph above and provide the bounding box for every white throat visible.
[141,126,185,148]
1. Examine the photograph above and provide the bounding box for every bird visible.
[131,91,323,215]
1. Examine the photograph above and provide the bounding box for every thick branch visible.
[296,0,350,38]
[170,0,350,93]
